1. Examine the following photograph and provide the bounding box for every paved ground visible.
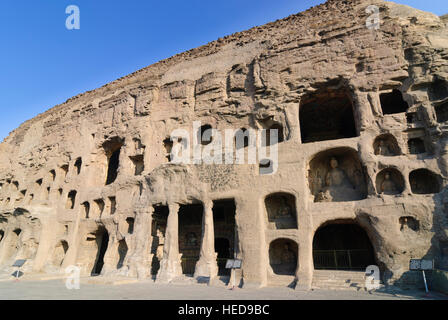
[0,278,446,300]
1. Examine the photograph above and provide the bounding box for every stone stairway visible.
[312,270,377,291]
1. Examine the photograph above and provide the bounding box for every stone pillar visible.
[32,212,58,272]
[296,204,313,290]
[194,200,218,279]
[156,203,182,283]
[234,197,266,289]
[295,240,313,291]
[127,205,153,279]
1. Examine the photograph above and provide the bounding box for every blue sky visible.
[0,1,446,141]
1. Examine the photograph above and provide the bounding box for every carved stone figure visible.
[381,173,398,195]
[276,197,293,218]
[281,244,296,264]
[316,157,361,202]
[376,140,393,156]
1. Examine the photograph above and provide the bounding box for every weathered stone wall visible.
[0,0,447,289]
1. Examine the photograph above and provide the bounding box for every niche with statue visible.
[265,193,297,229]
[269,238,298,275]
[375,168,405,195]
[308,148,368,203]
[373,134,401,156]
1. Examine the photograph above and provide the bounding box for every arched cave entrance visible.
[103,137,124,185]
[373,134,401,156]
[1,228,21,263]
[117,239,128,269]
[269,238,298,275]
[409,169,442,194]
[52,240,69,267]
[313,221,375,271]
[179,204,203,276]
[213,199,236,277]
[376,168,405,195]
[91,226,109,276]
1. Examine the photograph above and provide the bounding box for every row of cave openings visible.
[181,86,445,150]
[2,84,444,205]
[307,147,443,203]
[298,84,447,144]
[267,220,380,277]
[0,136,145,209]
[160,82,448,167]
[71,204,406,279]
[0,206,423,279]
[0,222,46,267]
[71,196,421,279]
[159,87,440,175]
[78,200,236,277]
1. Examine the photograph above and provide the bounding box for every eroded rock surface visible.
[0,0,447,289]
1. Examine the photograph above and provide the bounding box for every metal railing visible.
[313,249,372,271]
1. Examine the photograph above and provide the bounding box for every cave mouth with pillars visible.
[269,238,298,276]
[213,199,236,277]
[299,88,357,143]
[313,221,375,271]
[308,147,368,203]
[178,203,203,276]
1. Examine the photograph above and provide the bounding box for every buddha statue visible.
[276,197,293,218]
[282,244,296,264]
[376,140,393,156]
[381,172,399,195]
[316,157,362,202]
[325,157,349,187]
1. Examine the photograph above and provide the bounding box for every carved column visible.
[194,200,218,279]
[124,205,153,279]
[156,203,182,283]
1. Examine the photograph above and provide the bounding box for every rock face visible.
[0,0,447,289]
